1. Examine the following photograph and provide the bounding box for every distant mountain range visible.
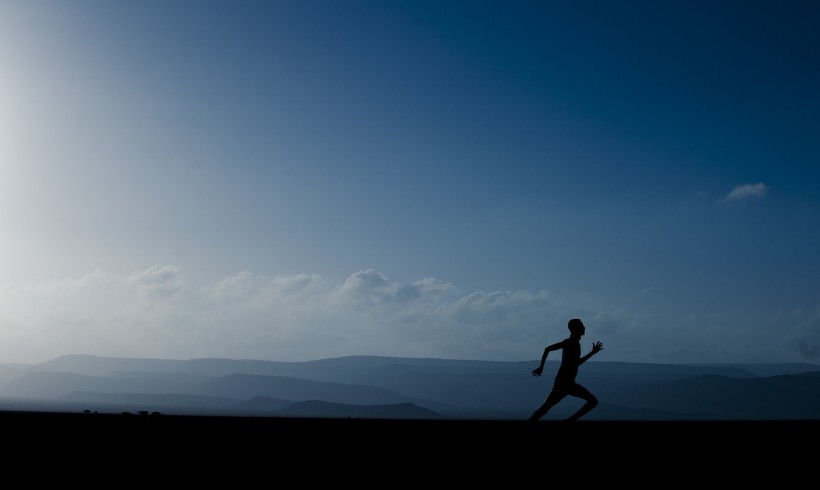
[0,354,818,420]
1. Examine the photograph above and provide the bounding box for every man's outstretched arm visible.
[578,341,604,366]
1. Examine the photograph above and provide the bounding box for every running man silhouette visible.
[528,318,604,422]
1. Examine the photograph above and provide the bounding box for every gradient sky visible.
[1,0,818,365]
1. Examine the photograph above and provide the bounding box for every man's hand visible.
[531,366,543,377]
[591,341,604,354]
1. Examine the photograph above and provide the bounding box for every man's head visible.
[568,318,585,336]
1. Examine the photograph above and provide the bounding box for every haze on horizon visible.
[1,1,818,366]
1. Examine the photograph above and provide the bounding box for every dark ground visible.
[4,410,814,483]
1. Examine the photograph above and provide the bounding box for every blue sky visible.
[1,0,818,365]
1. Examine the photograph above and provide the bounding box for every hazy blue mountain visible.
[194,373,416,406]
[606,372,820,419]
[62,391,246,411]
[684,363,820,378]
[31,355,190,376]
[1,354,818,420]
[0,365,21,385]
[269,400,447,420]
[0,368,459,416]
[0,371,202,398]
[236,396,300,413]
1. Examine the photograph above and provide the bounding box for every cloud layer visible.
[0,266,568,363]
[0,265,814,366]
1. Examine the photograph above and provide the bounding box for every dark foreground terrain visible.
[4,410,814,483]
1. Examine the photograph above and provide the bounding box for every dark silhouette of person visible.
[528,318,604,422]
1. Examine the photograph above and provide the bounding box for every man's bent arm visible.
[532,341,564,375]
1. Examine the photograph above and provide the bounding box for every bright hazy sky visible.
[1,1,818,365]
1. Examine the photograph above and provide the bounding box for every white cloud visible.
[724,182,768,201]
[208,271,256,301]
[207,271,324,304]
[445,290,557,325]
[334,269,452,308]
[128,265,185,302]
